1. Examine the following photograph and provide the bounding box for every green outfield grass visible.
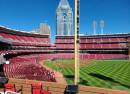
[44,59,130,91]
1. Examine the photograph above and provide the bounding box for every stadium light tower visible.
[93,20,97,35]
[100,20,105,35]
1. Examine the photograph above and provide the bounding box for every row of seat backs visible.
[4,83,51,94]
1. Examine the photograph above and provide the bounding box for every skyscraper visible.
[34,23,51,35]
[56,0,73,35]
[39,23,51,35]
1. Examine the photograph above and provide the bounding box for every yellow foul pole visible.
[128,38,130,60]
[74,0,80,85]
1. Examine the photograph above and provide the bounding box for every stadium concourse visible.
[0,26,130,94]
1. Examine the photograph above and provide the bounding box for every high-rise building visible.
[56,0,73,35]
[32,23,51,35]
[34,23,51,35]
[39,23,51,35]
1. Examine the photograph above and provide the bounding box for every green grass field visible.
[44,59,130,91]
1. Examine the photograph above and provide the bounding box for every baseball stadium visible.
[0,0,130,94]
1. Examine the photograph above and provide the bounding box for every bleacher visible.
[3,57,55,82]
[0,27,52,58]
[56,35,127,50]
[52,53,127,60]
[55,34,129,60]
[0,33,50,46]
[0,26,56,86]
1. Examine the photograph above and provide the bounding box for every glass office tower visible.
[56,0,73,35]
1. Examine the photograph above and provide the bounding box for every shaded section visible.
[79,78,89,86]
[89,73,115,81]
[89,73,130,88]
[64,75,89,85]
[64,75,74,79]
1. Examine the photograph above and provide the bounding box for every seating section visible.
[53,53,74,59]
[17,54,53,60]
[3,57,56,82]
[0,27,129,60]
[55,36,129,60]
[55,37,128,49]
[0,49,51,56]
[53,53,127,60]
[0,32,50,46]
[80,53,127,60]
[80,43,126,49]
[56,37,127,44]
[80,38,127,43]
[17,53,127,60]
[0,29,51,56]
[56,43,127,49]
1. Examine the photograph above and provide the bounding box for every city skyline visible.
[0,0,130,42]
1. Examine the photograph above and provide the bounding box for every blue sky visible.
[0,0,130,42]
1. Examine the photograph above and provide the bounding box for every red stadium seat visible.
[32,83,42,94]
[41,90,51,94]
[4,83,15,92]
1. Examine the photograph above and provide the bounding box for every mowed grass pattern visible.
[44,60,130,91]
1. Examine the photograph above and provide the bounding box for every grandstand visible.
[55,34,130,60]
[0,26,56,93]
[0,26,130,94]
